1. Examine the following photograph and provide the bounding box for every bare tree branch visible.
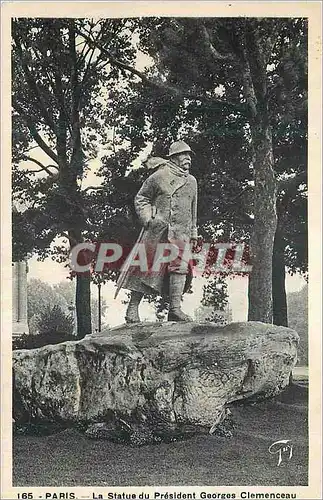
[245,21,267,103]
[77,27,154,82]
[95,59,112,72]
[201,24,233,61]
[76,43,94,71]
[78,26,115,92]
[82,185,105,193]
[13,100,59,164]
[22,156,59,175]
[79,43,97,92]
[69,20,83,177]
[51,63,73,136]
[76,40,87,48]
[76,27,246,112]
[13,37,57,133]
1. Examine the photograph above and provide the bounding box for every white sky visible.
[28,256,306,326]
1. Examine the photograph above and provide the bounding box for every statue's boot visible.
[167,274,193,322]
[125,291,143,323]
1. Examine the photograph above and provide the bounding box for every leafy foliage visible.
[27,278,68,322]
[201,276,228,306]
[37,304,74,337]
[126,17,307,255]
[287,284,308,365]
[12,18,138,259]
[27,278,108,334]
[12,18,141,335]
[53,280,108,332]
[200,276,230,323]
[13,305,75,350]
[105,17,308,321]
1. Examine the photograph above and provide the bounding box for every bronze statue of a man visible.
[122,140,198,323]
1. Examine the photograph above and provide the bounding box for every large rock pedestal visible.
[13,321,299,442]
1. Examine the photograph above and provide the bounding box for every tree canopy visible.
[12,18,140,335]
[12,17,307,327]
[95,16,308,322]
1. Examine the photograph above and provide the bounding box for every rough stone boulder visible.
[13,321,299,443]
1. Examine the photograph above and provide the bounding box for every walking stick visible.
[114,226,145,299]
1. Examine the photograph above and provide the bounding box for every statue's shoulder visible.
[150,163,170,179]
[188,173,197,185]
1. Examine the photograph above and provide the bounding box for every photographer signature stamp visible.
[268,439,294,466]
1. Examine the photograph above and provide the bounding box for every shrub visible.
[38,304,74,336]
[13,305,76,350]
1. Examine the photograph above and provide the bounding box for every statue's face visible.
[172,152,191,171]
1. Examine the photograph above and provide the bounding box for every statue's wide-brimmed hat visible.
[167,140,194,157]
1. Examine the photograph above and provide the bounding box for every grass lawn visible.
[13,382,308,487]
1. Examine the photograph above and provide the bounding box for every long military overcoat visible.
[122,161,198,295]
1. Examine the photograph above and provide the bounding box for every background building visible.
[12,259,29,337]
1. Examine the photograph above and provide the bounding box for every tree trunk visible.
[76,273,92,338]
[239,22,278,323]
[272,224,288,326]
[68,228,92,338]
[248,124,277,322]
[68,20,91,338]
